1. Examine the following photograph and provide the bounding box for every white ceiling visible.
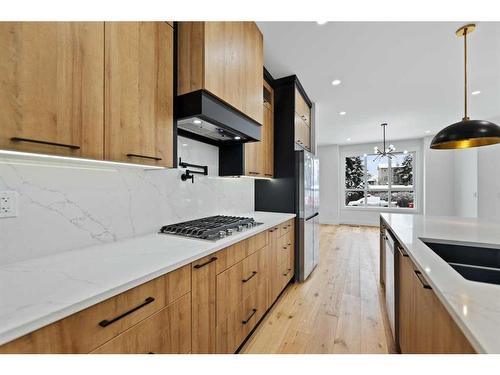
[257,22,500,146]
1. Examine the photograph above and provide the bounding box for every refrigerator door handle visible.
[305,212,319,221]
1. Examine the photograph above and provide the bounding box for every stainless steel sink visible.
[422,240,500,285]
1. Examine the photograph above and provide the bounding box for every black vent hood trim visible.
[176,90,262,144]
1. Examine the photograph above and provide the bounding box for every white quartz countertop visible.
[0,211,295,346]
[381,213,500,354]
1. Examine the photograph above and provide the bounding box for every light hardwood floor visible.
[240,224,397,354]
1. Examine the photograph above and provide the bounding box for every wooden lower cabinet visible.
[191,253,218,354]
[397,250,475,354]
[92,293,191,354]
[0,265,191,354]
[216,247,268,353]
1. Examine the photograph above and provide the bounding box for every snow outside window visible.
[345,152,415,209]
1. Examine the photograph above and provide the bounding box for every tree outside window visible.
[345,152,415,208]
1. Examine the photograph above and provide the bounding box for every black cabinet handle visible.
[248,171,260,175]
[414,270,432,289]
[283,268,292,276]
[269,227,279,233]
[282,246,288,250]
[11,137,80,150]
[242,271,257,283]
[397,245,409,257]
[242,308,257,324]
[126,153,162,161]
[98,297,155,327]
[194,256,218,269]
[264,174,273,177]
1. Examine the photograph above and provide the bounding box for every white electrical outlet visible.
[0,191,18,218]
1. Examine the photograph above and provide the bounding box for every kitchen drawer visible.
[217,247,267,318]
[278,219,294,237]
[246,230,269,256]
[0,265,191,354]
[91,293,191,354]
[216,240,246,274]
[216,280,267,353]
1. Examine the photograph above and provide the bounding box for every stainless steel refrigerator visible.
[296,150,320,281]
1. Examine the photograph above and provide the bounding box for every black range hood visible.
[176,90,262,145]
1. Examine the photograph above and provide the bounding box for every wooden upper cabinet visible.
[0,22,104,159]
[177,22,264,125]
[263,81,274,178]
[244,80,274,178]
[104,22,173,167]
[295,87,311,126]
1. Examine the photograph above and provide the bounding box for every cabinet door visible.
[0,22,104,159]
[204,22,263,125]
[191,254,218,353]
[295,87,310,126]
[216,248,268,353]
[397,252,415,353]
[91,293,191,354]
[244,139,264,177]
[105,22,173,167]
[294,113,310,151]
[263,104,274,178]
[267,225,281,305]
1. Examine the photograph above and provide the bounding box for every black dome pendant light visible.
[430,24,500,149]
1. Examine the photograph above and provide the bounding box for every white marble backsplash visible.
[0,137,254,265]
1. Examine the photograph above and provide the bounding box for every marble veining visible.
[0,136,253,265]
[381,213,500,354]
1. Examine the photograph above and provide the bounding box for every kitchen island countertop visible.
[381,213,500,354]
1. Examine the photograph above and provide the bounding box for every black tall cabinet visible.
[255,75,312,214]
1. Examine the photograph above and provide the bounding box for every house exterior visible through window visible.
[345,152,415,209]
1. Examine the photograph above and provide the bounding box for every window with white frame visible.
[344,152,415,208]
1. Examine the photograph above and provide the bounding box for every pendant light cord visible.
[463,27,469,120]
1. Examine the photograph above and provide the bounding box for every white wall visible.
[0,136,254,265]
[317,144,339,224]
[478,145,500,220]
[453,148,478,218]
[422,136,455,216]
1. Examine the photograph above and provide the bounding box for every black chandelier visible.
[373,123,396,160]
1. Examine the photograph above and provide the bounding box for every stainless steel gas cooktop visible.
[159,215,262,241]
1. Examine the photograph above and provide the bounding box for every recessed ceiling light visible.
[425,130,431,134]
[182,143,188,147]
[403,150,408,154]
[471,90,481,95]
[234,136,241,140]
[193,119,202,124]
[346,137,351,141]
[339,111,347,116]
[331,79,341,86]
[316,21,328,25]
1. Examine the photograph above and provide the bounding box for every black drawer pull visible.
[283,268,292,276]
[194,256,218,269]
[269,227,279,233]
[126,153,162,161]
[397,245,409,257]
[282,246,288,250]
[242,271,257,283]
[414,270,432,289]
[264,174,273,177]
[248,171,260,175]
[11,137,80,150]
[98,297,155,328]
[242,308,257,324]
